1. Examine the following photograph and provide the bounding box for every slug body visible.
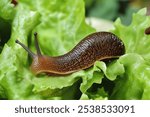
[11,0,18,6]
[145,27,150,35]
[16,32,125,75]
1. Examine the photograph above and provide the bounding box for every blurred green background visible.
[84,0,150,25]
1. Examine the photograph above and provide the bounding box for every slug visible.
[145,27,150,35]
[11,0,18,6]
[15,32,125,75]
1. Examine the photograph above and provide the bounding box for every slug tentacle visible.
[34,32,42,56]
[15,40,36,58]
[16,32,125,75]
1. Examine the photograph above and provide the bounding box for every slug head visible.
[15,33,46,74]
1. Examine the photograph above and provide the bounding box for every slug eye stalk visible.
[15,32,42,58]
[34,32,42,56]
[15,40,35,58]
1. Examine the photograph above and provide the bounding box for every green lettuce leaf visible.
[110,8,150,99]
[0,3,41,99]
[0,0,16,52]
[110,53,150,99]
[0,0,16,20]
[112,8,150,62]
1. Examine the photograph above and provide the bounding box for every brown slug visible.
[145,27,150,35]
[15,32,125,75]
[11,0,18,6]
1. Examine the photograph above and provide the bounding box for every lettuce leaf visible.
[110,53,150,99]
[0,3,41,99]
[0,0,16,20]
[0,0,16,52]
[110,8,150,99]
[112,9,150,62]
